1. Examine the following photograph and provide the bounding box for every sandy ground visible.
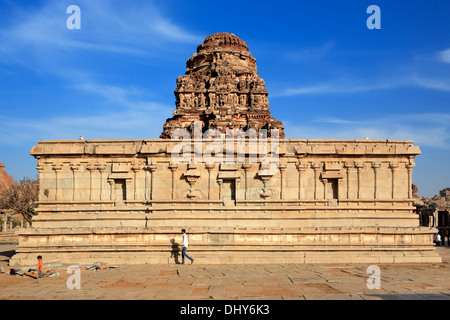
[1,242,449,301]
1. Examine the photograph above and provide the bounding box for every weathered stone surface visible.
[160,33,285,139]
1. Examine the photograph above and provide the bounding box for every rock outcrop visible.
[422,187,450,209]
[0,163,14,191]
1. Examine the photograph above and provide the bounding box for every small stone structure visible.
[10,33,441,265]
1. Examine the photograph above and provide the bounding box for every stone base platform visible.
[10,226,441,266]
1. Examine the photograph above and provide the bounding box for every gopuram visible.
[11,33,441,265]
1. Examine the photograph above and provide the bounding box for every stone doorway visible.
[114,179,127,201]
[222,179,236,206]
[325,178,338,200]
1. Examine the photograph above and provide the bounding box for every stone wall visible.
[29,138,420,205]
[10,138,441,265]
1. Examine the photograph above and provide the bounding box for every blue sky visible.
[0,0,449,197]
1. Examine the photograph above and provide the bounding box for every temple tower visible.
[161,33,284,139]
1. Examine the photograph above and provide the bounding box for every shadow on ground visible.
[0,244,17,267]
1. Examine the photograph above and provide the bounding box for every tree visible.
[0,177,38,226]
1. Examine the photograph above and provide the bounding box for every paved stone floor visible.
[1,243,449,301]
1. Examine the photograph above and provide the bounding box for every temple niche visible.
[160,33,284,139]
[10,33,441,266]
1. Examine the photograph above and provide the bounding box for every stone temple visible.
[11,33,441,265]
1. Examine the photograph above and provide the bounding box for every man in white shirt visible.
[181,229,194,264]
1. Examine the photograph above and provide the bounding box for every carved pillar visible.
[131,165,141,200]
[432,209,438,228]
[52,165,62,201]
[311,162,321,200]
[169,163,179,200]
[36,164,45,199]
[218,179,223,200]
[242,164,252,200]
[337,178,344,200]
[107,178,115,201]
[97,165,107,201]
[278,164,287,200]
[322,178,328,200]
[143,167,149,201]
[372,162,381,200]
[70,164,79,201]
[344,162,353,199]
[389,162,399,199]
[406,161,415,199]
[355,162,364,199]
[144,163,157,201]
[150,164,157,201]
[86,166,96,201]
[205,163,215,200]
[125,179,132,202]
[296,162,308,200]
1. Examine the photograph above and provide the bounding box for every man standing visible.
[435,232,442,246]
[181,229,194,264]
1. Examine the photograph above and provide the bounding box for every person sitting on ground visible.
[26,255,55,279]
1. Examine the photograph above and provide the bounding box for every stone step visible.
[10,247,442,266]
[18,225,435,235]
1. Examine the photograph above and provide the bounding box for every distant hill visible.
[421,187,450,209]
[0,163,14,191]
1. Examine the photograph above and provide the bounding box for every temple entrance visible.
[325,178,338,200]
[114,179,127,201]
[222,179,236,206]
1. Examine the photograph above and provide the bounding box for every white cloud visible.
[0,104,172,144]
[273,47,450,98]
[152,16,204,44]
[274,80,401,97]
[412,76,450,92]
[74,82,146,107]
[0,0,189,144]
[0,0,202,65]
[0,74,173,144]
[274,72,450,97]
[285,41,336,61]
[438,48,450,64]
[283,113,450,150]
